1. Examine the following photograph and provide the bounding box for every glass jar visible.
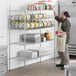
[47,21,52,26]
[30,22,35,29]
[35,22,39,28]
[39,13,43,19]
[43,13,47,18]
[26,14,31,20]
[43,21,48,27]
[39,21,44,28]
[26,22,31,29]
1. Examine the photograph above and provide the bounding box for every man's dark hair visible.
[64,11,70,18]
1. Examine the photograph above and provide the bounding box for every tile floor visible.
[7,59,64,76]
[7,56,76,76]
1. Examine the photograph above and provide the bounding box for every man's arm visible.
[51,6,63,22]
[53,9,58,17]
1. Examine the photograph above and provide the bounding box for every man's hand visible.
[57,32,66,36]
[50,5,54,10]
[51,5,58,17]
[55,31,59,34]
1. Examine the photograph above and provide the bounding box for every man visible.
[52,7,71,70]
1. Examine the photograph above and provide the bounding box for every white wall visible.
[0,0,27,45]
[0,0,8,45]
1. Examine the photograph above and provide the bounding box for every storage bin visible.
[0,49,7,58]
[17,50,38,58]
[0,46,7,76]
[0,66,7,76]
[20,34,41,43]
[0,58,7,67]
[26,51,37,58]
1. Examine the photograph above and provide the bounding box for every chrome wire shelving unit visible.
[8,2,56,70]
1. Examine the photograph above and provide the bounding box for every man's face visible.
[61,13,65,19]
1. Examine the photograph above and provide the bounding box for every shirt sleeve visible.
[55,16,63,22]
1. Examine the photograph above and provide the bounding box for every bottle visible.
[33,5,36,10]
[45,4,47,10]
